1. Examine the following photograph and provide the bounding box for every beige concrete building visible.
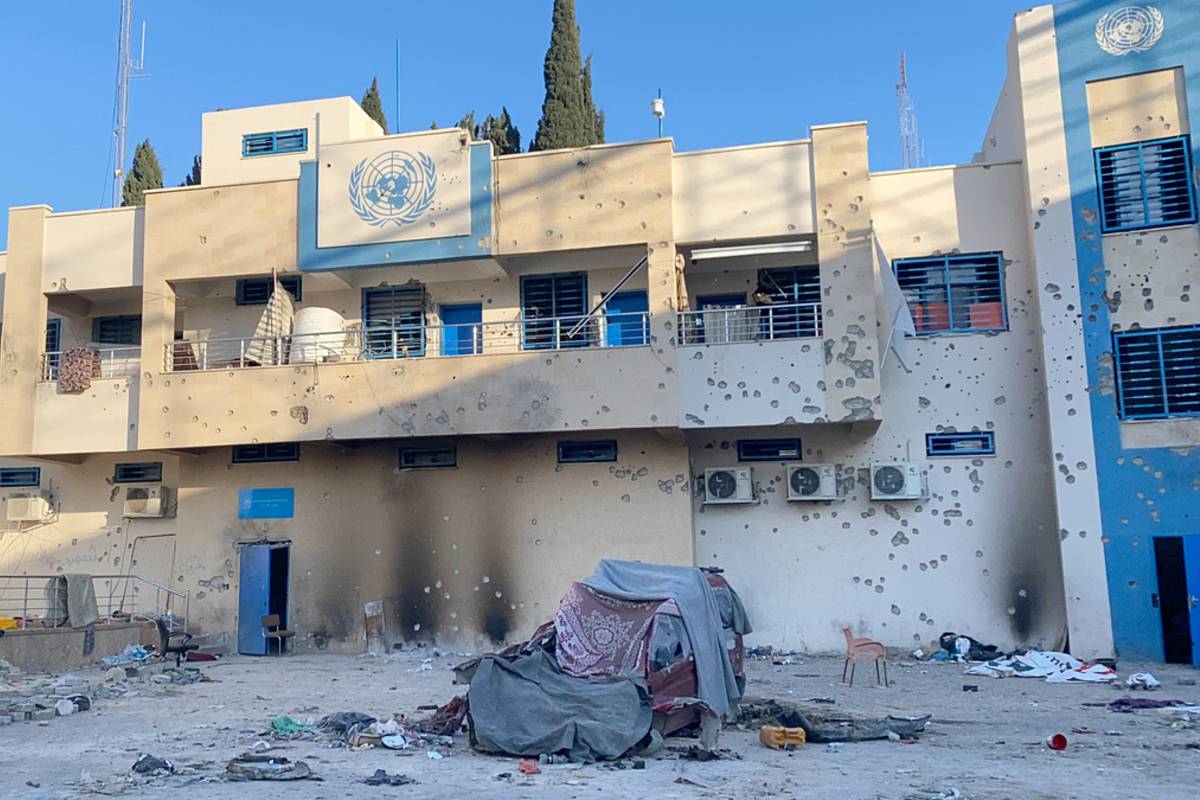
[3,0,1199,664]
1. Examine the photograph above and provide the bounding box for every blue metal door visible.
[604,291,648,346]
[237,544,272,655]
[440,303,482,356]
[1184,535,1200,666]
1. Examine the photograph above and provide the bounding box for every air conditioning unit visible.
[123,485,171,518]
[786,463,840,501]
[703,467,755,505]
[870,462,928,501]
[5,492,53,522]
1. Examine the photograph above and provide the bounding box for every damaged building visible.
[1,0,1198,665]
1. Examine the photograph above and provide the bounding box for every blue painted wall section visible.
[238,487,296,520]
[1053,0,1200,660]
[297,141,493,270]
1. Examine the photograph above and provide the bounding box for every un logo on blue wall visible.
[348,150,437,227]
[1095,5,1164,56]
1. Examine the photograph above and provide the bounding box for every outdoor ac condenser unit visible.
[5,492,53,523]
[785,463,840,501]
[869,462,928,501]
[123,485,171,518]
[703,467,755,505]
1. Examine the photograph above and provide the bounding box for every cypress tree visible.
[360,77,388,134]
[478,108,522,155]
[531,0,593,151]
[180,155,202,187]
[455,111,476,134]
[582,55,604,144]
[121,139,163,207]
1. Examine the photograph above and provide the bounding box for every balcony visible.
[40,346,142,382]
[677,302,823,346]
[163,312,651,372]
[31,347,141,455]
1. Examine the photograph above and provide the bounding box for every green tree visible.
[531,0,601,151]
[455,111,476,134]
[180,155,201,187]
[360,77,388,134]
[582,55,604,144]
[120,139,163,207]
[477,107,522,155]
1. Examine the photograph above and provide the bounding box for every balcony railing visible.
[0,573,188,632]
[163,312,651,371]
[677,302,823,346]
[40,347,142,382]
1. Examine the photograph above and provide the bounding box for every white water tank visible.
[290,307,347,363]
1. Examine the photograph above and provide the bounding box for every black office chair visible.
[154,617,198,666]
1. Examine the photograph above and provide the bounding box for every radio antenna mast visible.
[896,50,920,170]
[112,0,147,206]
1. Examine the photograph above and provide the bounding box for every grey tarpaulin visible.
[582,559,740,716]
[467,649,651,763]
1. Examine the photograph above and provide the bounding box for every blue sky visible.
[0,1,1032,245]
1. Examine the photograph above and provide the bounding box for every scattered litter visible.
[270,715,311,735]
[518,758,541,775]
[102,644,152,666]
[381,735,409,750]
[426,750,444,760]
[1178,677,1197,686]
[805,696,836,704]
[825,742,843,753]
[675,776,712,788]
[965,651,1116,683]
[1071,726,1101,734]
[539,753,570,765]
[738,698,931,743]
[962,684,979,692]
[759,724,806,750]
[408,658,434,672]
[251,740,272,753]
[939,631,1000,662]
[226,754,317,781]
[1108,697,1190,712]
[1046,733,1068,751]
[409,695,467,737]
[54,698,76,716]
[131,754,174,775]
[361,769,415,786]
[1125,672,1161,690]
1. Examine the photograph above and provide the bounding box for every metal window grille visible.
[1113,325,1200,420]
[557,440,618,463]
[92,315,142,345]
[232,443,300,464]
[363,286,426,358]
[925,432,996,457]
[113,462,163,483]
[521,273,591,350]
[757,267,822,339]
[241,128,309,157]
[893,252,1007,335]
[398,445,457,469]
[737,438,802,462]
[235,276,302,306]
[0,467,41,487]
[1095,136,1197,233]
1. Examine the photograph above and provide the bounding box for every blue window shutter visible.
[46,319,61,352]
[893,252,1007,335]
[233,443,300,463]
[521,273,589,349]
[398,445,457,468]
[113,462,163,483]
[92,315,142,345]
[557,440,618,463]
[1096,136,1197,233]
[0,467,41,487]
[236,276,302,306]
[926,432,996,457]
[1114,325,1200,420]
[242,129,308,157]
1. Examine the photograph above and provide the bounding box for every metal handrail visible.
[41,346,142,382]
[163,311,652,371]
[677,302,823,345]
[0,573,188,632]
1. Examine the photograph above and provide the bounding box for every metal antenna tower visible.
[112,0,147,206]
[896,50,920,170]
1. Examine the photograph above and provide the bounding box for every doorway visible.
[1153,536,1200,665]
[237,542,290,656]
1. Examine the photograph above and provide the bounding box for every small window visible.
[521,273,590,349]
[92,315,142,345]
[46,319,61,352]
[232,443,300,464]
[399,445,457,469]
[894,252,1007,335]
[363,286,426,358]
[0,467,41,488]
[926,432,996,457]
[557,440,618,463]
[1113,325,1200,420]
[1095,136,1196,233]
[241,128,308,157]
[236,276,302,306]
[113,462,163,483]
[737,438,802,462]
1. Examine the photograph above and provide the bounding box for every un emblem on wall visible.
[1095,5,1164,56]
[348,150,437,227]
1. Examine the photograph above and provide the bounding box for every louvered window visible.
[1113,325,1200,420]
[926,432,996,457]
[557,440,618,463]
[362,286,426,358]
[737,438,802,462]
[894,252,1007,334]
[1095,136,1196,233]
[236,276,302,306]
[521,273,591,349]
[399,445,457,468]
[44,319,62,375]
[757,267,821,338]
[113,462,163,483]
[0,467,41,487]
[232,443,300,463]
[241,129,308,157]
[92,315,142,345]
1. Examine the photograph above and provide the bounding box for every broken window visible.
[650,613,691,672]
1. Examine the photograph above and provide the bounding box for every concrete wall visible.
[43,207,144,293]
[1085,67,1189,148]
[677,340,827,428]
[673,141,815,244]
[201,97,382,187]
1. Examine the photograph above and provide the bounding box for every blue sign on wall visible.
[238,488,295,519]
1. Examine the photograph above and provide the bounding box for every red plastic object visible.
[1046,733,1068,751]
[518,758,541,775]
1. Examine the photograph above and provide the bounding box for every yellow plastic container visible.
[759,724,807,749]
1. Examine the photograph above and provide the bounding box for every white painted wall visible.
[43,207,144,293]
[677,340,826,428]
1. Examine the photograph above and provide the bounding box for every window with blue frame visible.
[894,252,1007,335]
[737,438,802,462]
[439,304,483,356]
[232,443,300,464]
[236,276,302,306]
[1113,325,1200,420]
[521,273,590,349]
[242,129,308,157]
[362,286,425,358]
[757,267,821,338]
[399,444,457,468]
[113,462,163,483]
[604,291,648,346]
[557,440,618,463]
[1095,136,1196,233]
[92,315,142,345]
[44,319,62,376]
[926,432,996,457]
[0,467,41,487]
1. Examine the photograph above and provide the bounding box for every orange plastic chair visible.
[841,625,888,687]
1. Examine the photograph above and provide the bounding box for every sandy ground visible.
[2,649,1199,800]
